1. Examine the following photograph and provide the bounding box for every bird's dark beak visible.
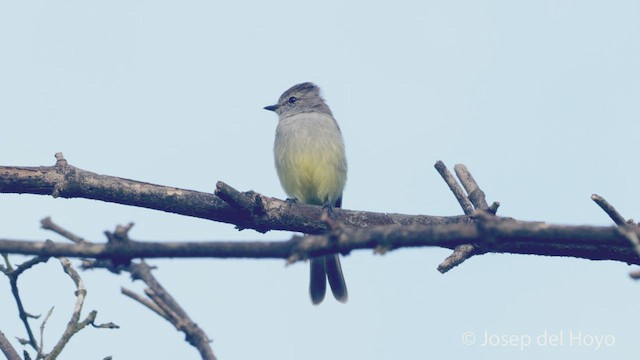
[263,104,279,112]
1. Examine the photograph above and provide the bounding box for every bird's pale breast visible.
[274,112,347,206]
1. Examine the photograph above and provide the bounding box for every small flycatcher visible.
[264,82,348,304]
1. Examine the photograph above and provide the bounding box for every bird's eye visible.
[288,96,298,104]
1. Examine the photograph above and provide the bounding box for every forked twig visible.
[435,162,498,273]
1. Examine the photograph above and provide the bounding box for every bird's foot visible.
[285,198,299,207]
[322,204,334,218]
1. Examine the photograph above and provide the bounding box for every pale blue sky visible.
[1,1,639,359]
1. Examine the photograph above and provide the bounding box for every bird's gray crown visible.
[264,82,333,118]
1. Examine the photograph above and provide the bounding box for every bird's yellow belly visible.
[280,154,342,205]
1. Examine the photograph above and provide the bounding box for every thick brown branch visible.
[0,153,471,235]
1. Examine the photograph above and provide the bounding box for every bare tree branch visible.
[2,256,50,350]
[2,154,640,359]
[1,155,638,268]
[1,252,116,359]
[1,218,637,265]
[41,219,216,360]
[45,258,92,359]
[0,329,20,360]
[0,153,471,235]
[122,258,215,360]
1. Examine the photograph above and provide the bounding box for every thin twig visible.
[437,244,476,273]
[46,258,117,359]
[2,253,13,272]
[129,262,190,319]
[453,164,489,210]
[8,256,50,350]
[88,317,119,330]
[121,287,169,320]
[46,258,88,359]
[591,194,627,226]
[37,307,54,359]
[143,288,183,325]
[434,161,474,215]
[40,217,86,244]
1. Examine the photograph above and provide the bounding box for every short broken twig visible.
[591,194,640,279]
[434,161,474,215]
[454,164,489,210]
[591,194,627,226]
[41,217,86,244]
[437,244,476,273]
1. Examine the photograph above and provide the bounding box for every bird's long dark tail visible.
[309,255,348,304]
[310,257,327,304]
[309,197,348,304]
[325,254,348,302]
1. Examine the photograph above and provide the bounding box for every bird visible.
[264,82,348,304]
